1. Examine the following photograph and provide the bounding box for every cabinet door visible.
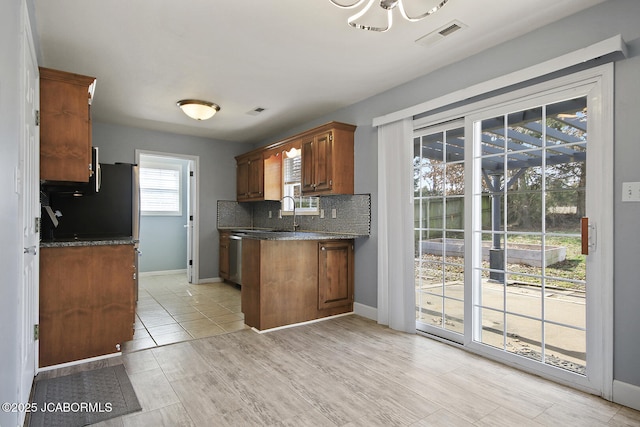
[236,156,250,201]
[301,136,315,193]
[263,149,282,201]
[39,245,135,367]
[219,232,230,280]
[318,240,353,310]
[312,131,333,192]
[247,154,264,198]
[91,245,136,353]
[40,247,93,367]
[39,67,95,182]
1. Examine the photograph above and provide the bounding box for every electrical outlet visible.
[268,211,272,218]
[331,208,337,219]
[622,182,640,202]
[320,209,325,219]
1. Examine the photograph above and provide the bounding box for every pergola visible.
[416,97,587,279]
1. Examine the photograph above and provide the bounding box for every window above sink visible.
[282,146,319,215]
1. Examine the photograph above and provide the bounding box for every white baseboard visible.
[38,352,121,373]
[252,312,354,334]
[139,269,187,277]
[198,277,222,284]
[354,302,377,321]
[613,380,640,411]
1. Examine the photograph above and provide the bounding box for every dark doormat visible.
[29,364,142,427]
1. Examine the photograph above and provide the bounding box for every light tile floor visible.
[124,273,247,352]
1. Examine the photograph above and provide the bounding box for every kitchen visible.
[3,1,640,426]
[37,72,370,363]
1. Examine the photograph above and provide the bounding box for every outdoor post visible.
[490,172,505,281]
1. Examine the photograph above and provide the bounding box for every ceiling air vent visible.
[246,107,266,116]
[415,20,467,47]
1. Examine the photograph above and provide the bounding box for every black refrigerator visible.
[42,163,140,241]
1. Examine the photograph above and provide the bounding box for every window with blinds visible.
[283,155,301,186]
[139,156,182,216]
[282,150,319,214]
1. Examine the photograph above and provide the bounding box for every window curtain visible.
[377,118,416,333]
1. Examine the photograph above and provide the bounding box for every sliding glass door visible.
[414,67,612,394]
[470,96,588,374]
[414,121,466,343]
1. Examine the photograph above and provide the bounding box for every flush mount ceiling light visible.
[177,99,220,121]
[329,0,449,32]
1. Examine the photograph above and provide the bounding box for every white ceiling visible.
[33,0,606,144]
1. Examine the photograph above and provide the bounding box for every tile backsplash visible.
[217,194,371,236]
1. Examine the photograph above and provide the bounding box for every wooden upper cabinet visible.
[236,152,264,201]
[263,148,282,201]
[236,155,250,200]
[39,67,96,182]
[235,121,355,201]
[300,123,355,196]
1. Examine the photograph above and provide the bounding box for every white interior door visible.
[18,0,39,417]
[186,160,195,283]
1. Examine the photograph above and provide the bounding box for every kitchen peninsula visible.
[236,230,355,331]
[218,121,369,331]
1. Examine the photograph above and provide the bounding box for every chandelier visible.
[329,0,449,32]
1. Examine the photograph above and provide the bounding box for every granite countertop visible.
[40,237,137,248]
[219,228,362,240]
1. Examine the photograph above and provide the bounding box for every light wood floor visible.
[38,275,640,426]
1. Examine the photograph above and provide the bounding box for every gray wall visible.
[255,1,640,388]
[93,122,252,280]
[0,1,24,426]
[2,3,638,419]
[138,156,190,273]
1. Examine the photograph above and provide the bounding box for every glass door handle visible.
[581,217,596,255]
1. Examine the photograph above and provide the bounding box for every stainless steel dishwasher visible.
[228,234,242,285]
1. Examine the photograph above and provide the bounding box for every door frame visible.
[135,150,200,283]
[18,0,39,419]
[413,64,613,398]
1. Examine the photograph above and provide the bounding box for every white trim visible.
[354,302,377,321]
[139,269,187,277]
[38,352,121,372]
[373,35,626,127]
[411,64,614,398]
[135,149,200,283]
[613,380,640,412]
[461,66,614,397]
[251,312,354,333]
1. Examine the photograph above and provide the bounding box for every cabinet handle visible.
[321,246,326,251]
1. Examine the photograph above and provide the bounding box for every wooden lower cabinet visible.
[318,241,354,310]
[241,239,354,330]
[219,231,230,281]
[39,244,135,367]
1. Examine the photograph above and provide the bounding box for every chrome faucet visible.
[282,196,298,231]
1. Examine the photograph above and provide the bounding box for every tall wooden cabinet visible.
[39,244,135,367]
[39,67,96,183]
